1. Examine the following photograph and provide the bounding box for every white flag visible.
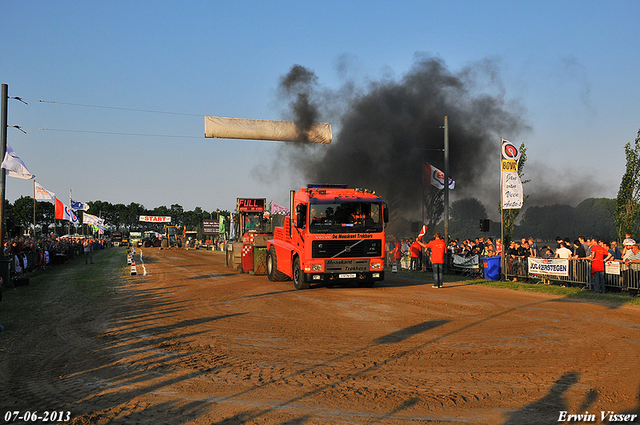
[423,161,455,190]
[1,143,35,179]
[34,181,55,201]
[71,200,90,211]
[83,212,104,226]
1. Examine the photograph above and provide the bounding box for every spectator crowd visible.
[387,231,640,294]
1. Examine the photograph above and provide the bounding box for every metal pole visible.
[33,180,36,236]
[0,84,8,252]
[443,116,449,247]
[500,137,505,281]
[443,116,450,273]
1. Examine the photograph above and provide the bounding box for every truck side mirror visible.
[383,203,389,223]
[295,204,307,228]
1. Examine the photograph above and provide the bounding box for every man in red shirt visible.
[410,238,422,271]
[420,232,447,288]
[590,238,612,293]
[393,237,402,272]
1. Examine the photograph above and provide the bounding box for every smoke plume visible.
[275,56,530,218]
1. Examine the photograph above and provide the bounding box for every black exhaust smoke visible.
[275,56,530,217]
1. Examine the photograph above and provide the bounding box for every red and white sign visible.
[139,215,171,223]
[237,198,266,212]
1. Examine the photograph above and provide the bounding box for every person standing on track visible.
[83,238,94,265]
[420,232,447,288]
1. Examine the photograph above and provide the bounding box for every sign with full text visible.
[236,198,266,212]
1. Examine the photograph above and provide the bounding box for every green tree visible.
[125,202,146,231]
[575,198,617,240]
[449,197,488,239]
[35,201,55,236]
[170,204,184,226]
[500,143,529,243]
[13,196,34,231]
[517,204,577,240]
[112,203,128,230]
[423,186,444,232]
[615,129,640,241]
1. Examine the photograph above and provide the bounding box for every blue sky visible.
[2,1,639,215]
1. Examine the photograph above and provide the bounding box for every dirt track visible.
[2,247,640,424]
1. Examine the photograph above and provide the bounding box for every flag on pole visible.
[55,198,79,224]
[1,143,35,179]
[423,161,455,190]
[71,200,89,211]
[501,138,524,209]
[501,139,521,165]
[417,225,429,239]
[219,214,226,234]
[82,212,104,227]
[34,181,55,201]
[270,201,290,215]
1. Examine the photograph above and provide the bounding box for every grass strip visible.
[0,247,130,333]
[391,267,640,306]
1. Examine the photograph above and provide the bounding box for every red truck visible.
[266,184,388,289]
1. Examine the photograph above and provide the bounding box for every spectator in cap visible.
[623,242,640,264]
[622,234,636,257]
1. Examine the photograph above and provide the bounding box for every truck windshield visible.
[309,202,383,233]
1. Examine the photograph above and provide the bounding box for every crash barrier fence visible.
[388,252,640,291]
[4,241,107,279]
[393,253,485,278]
[504,256,640,291]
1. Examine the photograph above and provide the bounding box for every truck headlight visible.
[311,264,322,271]
[370,261,381,270]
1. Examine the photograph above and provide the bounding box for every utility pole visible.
[0,84,8,251]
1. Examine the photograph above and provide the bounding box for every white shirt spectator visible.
[555,246,572,259]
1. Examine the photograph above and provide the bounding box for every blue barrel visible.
[482,256,501,280]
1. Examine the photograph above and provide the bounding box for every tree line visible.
[4,197,231,236]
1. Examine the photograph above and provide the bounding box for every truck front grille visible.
[311,239,382,258]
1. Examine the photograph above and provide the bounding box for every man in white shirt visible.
[554,244,572,259]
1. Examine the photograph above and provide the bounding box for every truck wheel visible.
[267,246,290,282]
[144,241,151,248]
[153,239,161,247]
[292,257,309,290]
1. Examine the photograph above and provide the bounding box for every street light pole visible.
[0,84,8,252]
[443,115,449,247]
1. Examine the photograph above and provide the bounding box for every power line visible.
[12,126,202,139]
[12,126,284,143]
[11,97,203,117]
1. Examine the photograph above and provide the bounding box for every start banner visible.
[139,215,171,223]
[528,258,569,277]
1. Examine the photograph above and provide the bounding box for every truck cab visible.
[267,184,388,289]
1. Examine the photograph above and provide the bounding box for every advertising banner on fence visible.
[528,258,569,277]
[606,261,621,275]
[452,254,479,269]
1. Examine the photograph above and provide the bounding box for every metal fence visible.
[504,256,640,292]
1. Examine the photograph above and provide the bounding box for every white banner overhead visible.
[204,116,332,144]
[139,215,171,223]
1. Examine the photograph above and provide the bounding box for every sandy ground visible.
[2,247,640,424]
